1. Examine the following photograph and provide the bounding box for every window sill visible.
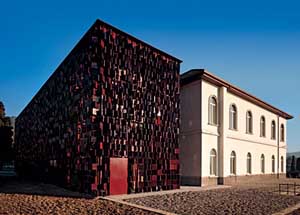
[209,175,218,178]
[208,123,219,127]
[229,128,238,131]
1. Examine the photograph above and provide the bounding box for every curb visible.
[107,185,231,200]
[98,196,177,215]
[273,202,300,215]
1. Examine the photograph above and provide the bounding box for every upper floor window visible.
[260,116,266,137]
[246,111,253,134]
[229,104,237,130]
[208,96,218,125]
[280,124,285,142]
[271,120,276,140]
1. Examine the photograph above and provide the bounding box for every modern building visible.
[15,19,181,196]
[180,69,293,186]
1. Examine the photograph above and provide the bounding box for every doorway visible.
[109,157,128,195]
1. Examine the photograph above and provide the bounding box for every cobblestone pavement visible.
[0,181,157,215]
[289,208,300,215]
[126,187,300,215]
[2,178,300,215]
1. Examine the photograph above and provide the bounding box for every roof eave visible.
[180,69,294,120]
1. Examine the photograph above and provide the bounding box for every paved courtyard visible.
[1,178,300,215]
[123,178,300,215]
[126,187,300,215]
[0,181,158,215]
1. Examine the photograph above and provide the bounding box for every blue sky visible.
[0,0,299,151]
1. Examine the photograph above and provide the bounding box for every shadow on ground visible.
[0,178,93,199]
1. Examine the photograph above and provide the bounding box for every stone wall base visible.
[181,176,201,186]
[181,174,287,187]
[222,174,286,186]
[201,177,218,186]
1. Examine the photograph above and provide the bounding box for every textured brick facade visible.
[15,19,181,196]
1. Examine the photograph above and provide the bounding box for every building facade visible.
[180,69,293,186]
[286,152,300,177]
[15,19,181,196]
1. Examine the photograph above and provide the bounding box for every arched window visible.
[208,96,218,125]
[281,156,284,173]
[260,116,266,137]
[272,155,275,173]
[210,149,217,176]
[271,120,276,140]
[230,151,236,175]
[229,105,237,130]
[280,124,285,142]
[247,153,252,174]
[246,111,253,134]
[261,154,265,173]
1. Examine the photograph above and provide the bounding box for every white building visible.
[180,69,293,186]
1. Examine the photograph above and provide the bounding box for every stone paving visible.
[2,178,300,215]
[0,181,158,215]
[126,187,300,215]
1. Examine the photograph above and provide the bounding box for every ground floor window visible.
[247,153,252,174]
[230,151,236,175]
[281,156,284,173]
[272,155,275,173]
[210,149,217,176]
[261,154,265,173]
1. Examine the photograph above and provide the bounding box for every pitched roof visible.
[181,69,293,120]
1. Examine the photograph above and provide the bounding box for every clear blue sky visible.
[0,0,299,151]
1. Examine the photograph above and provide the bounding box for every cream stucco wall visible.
[201,80,220,178]
[201,80,287,178]
[180,80,202,184]
[180,76,288,186]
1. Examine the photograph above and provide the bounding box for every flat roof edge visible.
[95,19,182,63]
[17,19,182,120]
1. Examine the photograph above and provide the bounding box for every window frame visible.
[247,152,252,174]
[210,149,217,176]
[260,116,266,137]
[261,154,265,173]
[272,155,275,173]
[246,111,253,134]
[280,124,285,142]
[271,120,276,140]
[208,96,218,126]
[281,156,284,173]
[230,151,237,175]
[229,104,238,130]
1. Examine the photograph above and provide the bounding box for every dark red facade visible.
[15,19,181,196]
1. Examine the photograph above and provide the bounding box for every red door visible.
[109,158,128,195]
